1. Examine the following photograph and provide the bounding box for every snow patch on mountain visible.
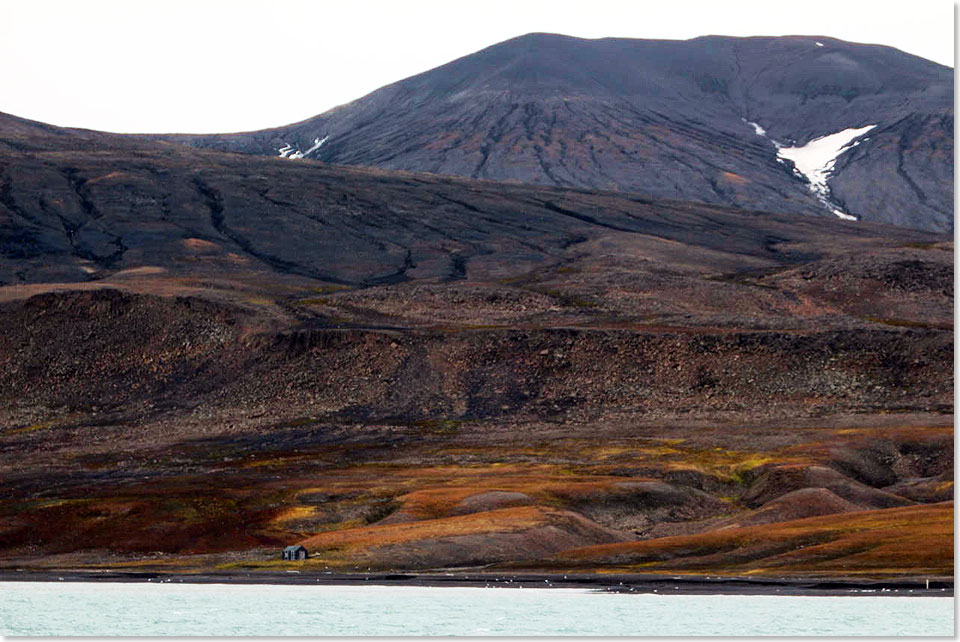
[747,120,766,136]
[277,136,330,160]
[741,117,783,149]
[289,136,329,160]
[777,125,875,220]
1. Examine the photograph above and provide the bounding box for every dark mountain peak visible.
[156,34,953,233]
[432,32,951,97]
[485,31,585,47]
[314,32,949,120]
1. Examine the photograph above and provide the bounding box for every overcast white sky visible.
[1,0,954,134]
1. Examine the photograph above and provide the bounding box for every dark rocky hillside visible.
[161,34,953,232]
[0,109,944,289]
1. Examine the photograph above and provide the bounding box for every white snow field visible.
[777,125,876,220]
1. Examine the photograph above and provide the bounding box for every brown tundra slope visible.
[0,111,952,579]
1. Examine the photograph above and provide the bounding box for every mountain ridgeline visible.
[164,34,954,233]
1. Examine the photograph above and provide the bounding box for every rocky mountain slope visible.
[163,34,954,232]
[0,109,944,290]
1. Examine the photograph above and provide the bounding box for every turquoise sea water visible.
[0,581,953,636]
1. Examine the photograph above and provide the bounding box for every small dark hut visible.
[282,544,308,561]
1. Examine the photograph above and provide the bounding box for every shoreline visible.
[0,569,952,597]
